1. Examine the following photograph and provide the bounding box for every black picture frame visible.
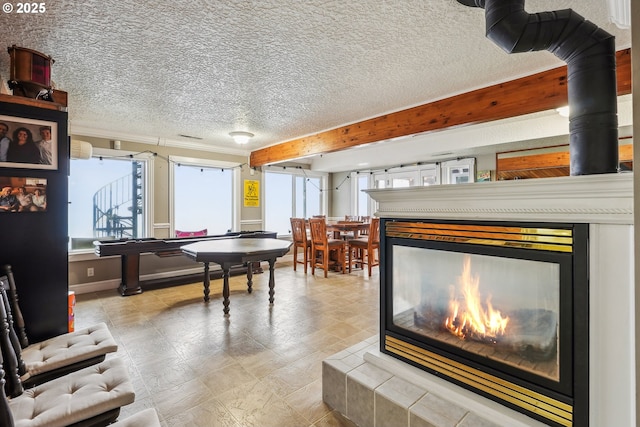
[0,114,58,170]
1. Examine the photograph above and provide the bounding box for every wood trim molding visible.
[0,93,68,111]
[250,48,631,168]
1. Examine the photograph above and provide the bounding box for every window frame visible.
[441,157,476,184]
[263,167,328,237]
[350,171,374,217]
[169,155,241,236]
[68,147,154,254]
[419,163,441,186]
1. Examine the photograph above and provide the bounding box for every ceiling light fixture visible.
[229,131,254,144]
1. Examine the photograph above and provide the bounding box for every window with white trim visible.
[420,163,440,186]
[441,158,476,184]
[356,172,370,216]
[372,160,472,188]
[68,149,152,250]
[264,168,327,236]
[170,156,239,236]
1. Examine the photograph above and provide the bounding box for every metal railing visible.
[92,162,143,239]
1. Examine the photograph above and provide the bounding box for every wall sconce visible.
[229,131,254,145]
[70,140,93,159]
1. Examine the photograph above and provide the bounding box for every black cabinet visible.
[0,97,68,342]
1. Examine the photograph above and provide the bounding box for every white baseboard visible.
[70,279,120,294]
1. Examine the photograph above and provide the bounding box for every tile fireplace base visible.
[322,336,548,427]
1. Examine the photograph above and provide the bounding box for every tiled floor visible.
[75,258,379,427]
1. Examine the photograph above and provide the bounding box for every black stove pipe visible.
[457,0,618,175]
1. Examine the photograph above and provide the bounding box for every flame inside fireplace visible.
[445,256,509,341]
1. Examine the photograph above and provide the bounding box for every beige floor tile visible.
[164,397,241,427]
[285,378,333,425]
[75,259,379,426]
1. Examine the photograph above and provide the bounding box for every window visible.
[264,169,327,236]
[373,168,418,189]
[295,175,321,217]
[374,174,387,189]
[170,156,238,236]
[356,173,370,217]
[373,161,471,188]
[441,158,476,184]
[68,149,152,250]
[350,172,372,217]
[420,163,440,186]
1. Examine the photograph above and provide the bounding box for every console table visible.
[181,238,292,315]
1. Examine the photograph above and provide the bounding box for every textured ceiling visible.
[0,0,632,161]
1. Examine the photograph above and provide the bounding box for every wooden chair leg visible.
[293,246,298,271]
[303,246,308,274]
[323,249,329,278]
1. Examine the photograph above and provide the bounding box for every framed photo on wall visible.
[0,114,57,170]
[0,176,48,212]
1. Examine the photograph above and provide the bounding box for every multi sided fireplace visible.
[380,219,588,427]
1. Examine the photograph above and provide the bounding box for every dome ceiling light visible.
[229,131,254,145]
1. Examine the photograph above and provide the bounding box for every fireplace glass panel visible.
[392,246,560,381]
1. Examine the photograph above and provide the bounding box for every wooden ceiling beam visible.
[250,48,631,168]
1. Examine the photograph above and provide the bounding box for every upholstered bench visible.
[110,408,161,427]
[19,322,118,386]
[7,357,135,427]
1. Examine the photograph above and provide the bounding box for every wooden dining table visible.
[326,221,370,240]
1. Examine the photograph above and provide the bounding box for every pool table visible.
[94,231,277,295]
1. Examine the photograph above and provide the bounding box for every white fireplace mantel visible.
[366,173,633,225]
[364,173,635,427]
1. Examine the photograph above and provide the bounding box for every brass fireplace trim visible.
[385,222,573,253]
[385,335,573,426]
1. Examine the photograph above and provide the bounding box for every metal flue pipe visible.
[457,0,618,175]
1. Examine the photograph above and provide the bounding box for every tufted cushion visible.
[9,357,135,427]
[110,408,161,427]
[175,229,207,238]
[21,322,118,376]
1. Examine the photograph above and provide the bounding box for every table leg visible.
[203,262,210,302]
[246,263,253,293]
[222,266,230,315]
[119,253,143,296]
[268,259,276,304]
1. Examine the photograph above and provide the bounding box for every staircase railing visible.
[92,162,143,239]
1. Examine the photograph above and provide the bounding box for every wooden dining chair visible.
[309,217,346,277]
[290,217,311,273]
[359,216,371,235]
[348,217,380,276]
